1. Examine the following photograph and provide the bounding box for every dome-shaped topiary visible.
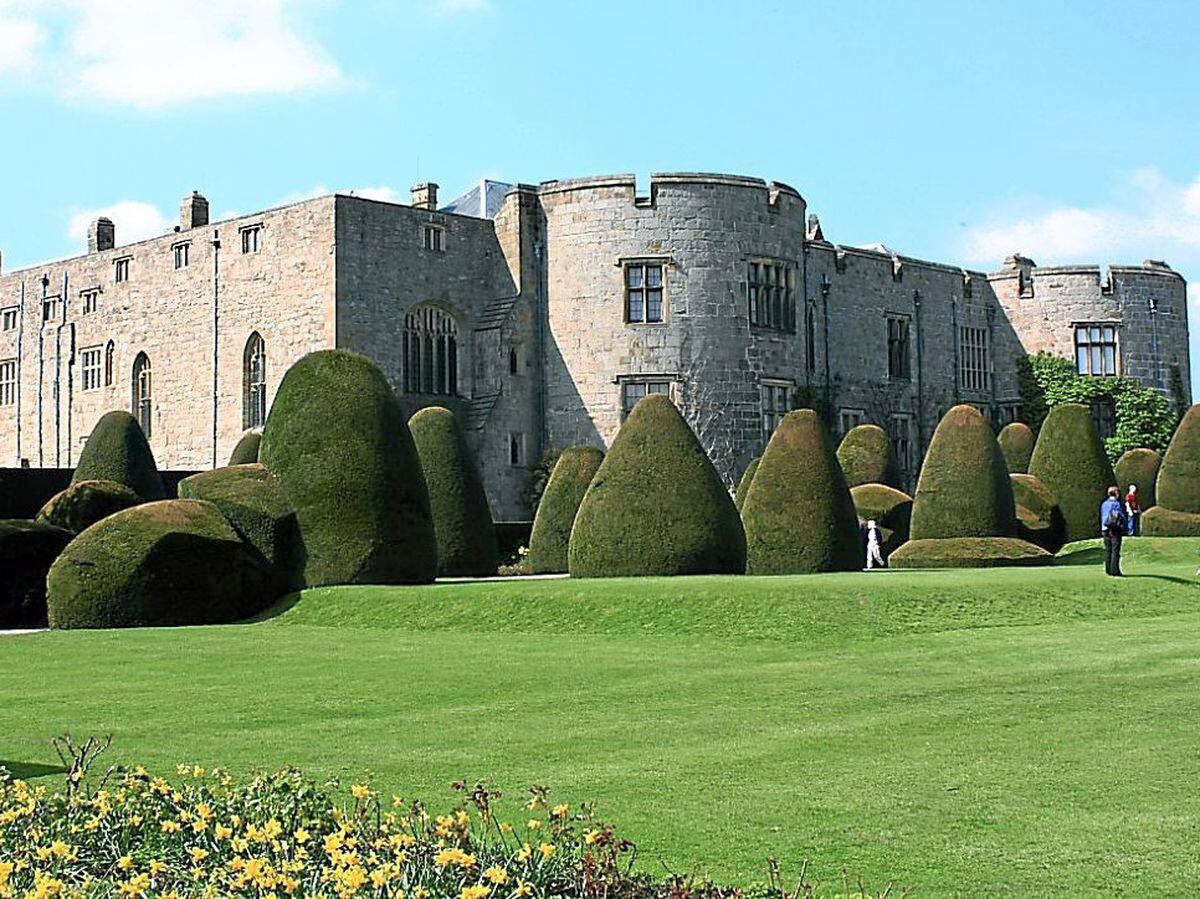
[73,410,165,500]
[259,350,437,587]
[1028,403,1116,543]
[909,405,1018,540]
[889,536,1051,568]
[229,431,262,465]
[36,480,142,534]
[998,422,1035,474]
[568,394,745,577]
[837,424,901,488]
[1142,506,1200,536]
[1114,448,1161,510]
[0,520,73,628]
[733,456,760,512]
[526,446,603,574]
[742,409,862,574]
[1154,405,1200,514]
[409,406,499,578]
[1010,473,1067,554]
[850,483,912,556]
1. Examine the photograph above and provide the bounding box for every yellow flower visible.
[499,821,513,835]
[551,804,568,818]
[352,783,370,800]
[484,866,509,885]
[516,843,532,863]
[294,827,310,842]
[527,819,541,830]
[461,887,490,899]
[434,847,477,868]
[192,818,208,833]
[392,795,405,808]
[513,880,533,898]
[176,764,190,776]
[49,840,74,859]
[0,861,12,884]
[190,848,209,863]
[526,798,540,811]
[215,824,232,840]
[117,855,134,871]
[539,842,556,860]
[584,829,601,845]
[192,765,205,778]
[149,859,166,877]
[160,819,181,833]
[118,873,151,897]
[323,832,344,854]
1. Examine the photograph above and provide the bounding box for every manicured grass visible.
[3,539,1200,895]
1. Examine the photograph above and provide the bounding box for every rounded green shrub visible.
[36,480,141,534]
[1141,505,1200,537]
[889,536,1051,569]
[997,422,1035,474]
[178,464,298,602]
[1028,403,1116,543]
[409,406,499,578]
[259,351,437,587]
[851,483,912,555]
[733,456,760,513]
[743,409,862,574]
[568,394,745,577]
[1010,473,1067,554]
[0,520,73,627]
[910,405,1017,540]
[1155,404,1200,514]
[1114,448,1161,510]
[46,500,259,628]
[837,424,900,488]
[526,445,603,574]
[73,410,165,500]
[229,431,262,465]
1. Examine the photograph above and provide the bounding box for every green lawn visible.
[4,539,1200,895]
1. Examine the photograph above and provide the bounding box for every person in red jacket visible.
[1125,484,1140,536]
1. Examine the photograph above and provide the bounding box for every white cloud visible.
[66,201,171,248]
[351,185,404,203]
[0,12,43,74]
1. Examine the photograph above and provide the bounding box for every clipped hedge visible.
[1010,472,1067,555]
[36,479,141,534]
[733,457,760,512]
[568,394,745,577]
[73,410,165,500]
[1114,448,1161,510]
[409,406,498,578]
[526,445,603,574]
[259,350,437,587]
[850,483,912,555]
[1028,403,1116,543]
[1155,404,1200,514]
[1142,505,1200,537]
[46,500,261,628]
[837,424,901,488]
[889,536,1051,569]
[997,422,1035,474]
[229,431,262,465]
[0,520,73,628]
[743,409,861,574]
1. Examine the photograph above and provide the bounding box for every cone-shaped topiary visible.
[1028,403,1116,543]
[1114,448,1161,510]
[73,410,165,500]
[742,409,862,574]
[1155,405,1200,514]
[1011,473,1067,554]
[837,424,901,488]
[998,422,1035,474]
[36,480,142,534]
[851,483,912,556]
[229,431,262,465]
[409,406,499,578]
[259,350,437,587]
[46,500,263,628]
[0,520,73,627]
[733,457,760,512]
[568,394,745,577]
[526,445,604,574]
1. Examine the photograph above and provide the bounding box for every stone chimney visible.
[181,191,210,230]
[88,217,115,253]
[411,183,439,210]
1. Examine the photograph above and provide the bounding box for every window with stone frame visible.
[747,260,796,331]
[422,225,445,252]
[805,303,817,373]
[81,289,100,315]
[760,379,793,448]
[890,413,913,483]
[509,432,525,467]
[838,407,866,440]
[104,341,114,388]
[1075,323,1118,376]
[624,262,664,324]
[132,352,153,438]
[402,306,458,396]
[114,257,131,283]
[172,242,190,270]
[886,315,911,380]
[243,332,268,429]
[240,225,262,255]
[1,307,16,332]
[620,379,670,420]
[0,359,14,406]
[958,325,992,392]
[1091,398,1117,441]
[81,346,103,392]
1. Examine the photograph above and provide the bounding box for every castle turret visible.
[88,217,115,253]
[411,183,439,210]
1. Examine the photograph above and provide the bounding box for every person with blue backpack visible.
[1100,485,1128,577]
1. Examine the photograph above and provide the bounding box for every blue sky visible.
[2,0,1199,385]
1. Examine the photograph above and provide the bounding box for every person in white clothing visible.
[865,519,886,570]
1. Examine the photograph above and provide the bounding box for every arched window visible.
[402,306,459,396]
[132,352,152,438]
[243,332,267,429]
[104,341,114,387]
[509,347,519,375]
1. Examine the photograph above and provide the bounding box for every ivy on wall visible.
[1017,352,1179,461]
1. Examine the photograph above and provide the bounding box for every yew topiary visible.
[742,409,861,574]
[1155,405,1200,514]
[1010,472,1067,555]
[526,445,603,574]
[889,537,1051,569]
[229,431,262,465]
[1028,403,1116,543]
[851,483,912,556]
[409,407,498,578]
[998,422,1035,474]
[36,480,141,534]
[1114,448,1161,510]
[733,457,760,512]
[1142,506,1200,537]
[568,394,745,577]
[0,520,73,627]
[837,424,901,489]
[73,410,165,500]
[259,350,437,587]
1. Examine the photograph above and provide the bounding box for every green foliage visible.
[46,500,261,628]
[229,431,262,465]
[837,424,901,488]
[73,410,165,501]
[259,350,437,587]
[733,457,760,512]
[1155,405,1200,514]
[0,520,72,627]
[409,407,499,578]
[1141,506,1200,537]
[742,410,861,574]
[997,423,1035,474]
[850,483,912,555]
[526,446,604,574]
[36,480,141,534]
[1114,448,1161,509]
[1028,403,1117,543]
[1170,365,1188,420]
[1010,473,1067,555]
[889,536,1051,568]
[909,405,1017,540]
[521,447,562,517]
[568,394,745,577]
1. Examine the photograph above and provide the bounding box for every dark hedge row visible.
[0,520,73,628]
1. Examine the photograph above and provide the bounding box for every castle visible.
[0,173,1189,518]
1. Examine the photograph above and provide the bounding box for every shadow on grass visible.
[244,592,301,623]
[1055,547,1105,566]
[1127,574,1199,586]
[0,760,66,779]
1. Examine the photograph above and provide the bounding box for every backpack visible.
[1105,507,1124,535]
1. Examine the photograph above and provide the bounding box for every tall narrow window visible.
[422,225,445,251]
[42,297,59,322]
[81,346,103,391]
[1075,324,1118,376]
[838,408,866,439]
[132,352,152,438]
[958,325,991,392]
[1,307,16,332]
[402,306,459,396]
[240,226,261,254]
[509,347,519,375]
[886,316,911,380]
[509,433,525,467]
[81,290,99,315]
[624,262,664,324]
[172,242,190,270]
[104,341,114,387]
[114,257,131,283]
[243,332,267,429]
[0,359,15,406]
[890,413,912,484]
[760,380,793,448]
[805,303,817,373]
[747,260,796,331]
